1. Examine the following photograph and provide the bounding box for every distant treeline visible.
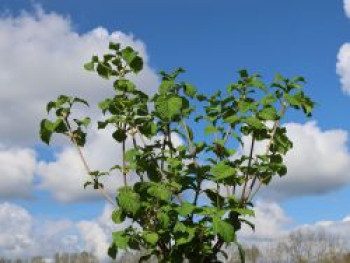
[1,229,350,263]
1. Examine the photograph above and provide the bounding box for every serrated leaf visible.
[84,61,94,71]
[224,115,240,124]
[121,46,137,64]
[176,202,195,217]
[114,79,136,92]
[46,101,56,113]
[112,129,127,142]
[39,119,55,145]
[117,188,140,215]
[112,231,129,249]
[213,217,236,242]
[243,116,265,129]
[74,117,91,127]
[210,161,236,180]
[144,232,159,245]
[231,208,255,217]
[159,79,174,94]
[109,42,120,51]
[129,56,143,73]
[260,94,277,106]
[183,83,196,97]
[204,125,218,135]
[258,106,279,120]
[112,209,126,224]
[155,95,183,120]
[147,184,172,201]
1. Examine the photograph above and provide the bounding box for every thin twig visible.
[63,118,116,206]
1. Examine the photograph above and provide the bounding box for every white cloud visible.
[344,0,350,18]
[0,8,158,146]
[258,121,350,199]
[37,126,184,202]
[77,204,130,262]
[0,202,79,258]
[240,201,291,241]
[37,127,138,202]
[0,7,159,199]
[0,202,127,261]
[336,43,350,95]
[0,146,36,198]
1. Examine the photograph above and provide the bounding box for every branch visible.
[246,103,287,201]
[63,118,116,206]
[240,134,255,203]
[135,128,183,205]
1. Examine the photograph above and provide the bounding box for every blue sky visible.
[1,0,350,259]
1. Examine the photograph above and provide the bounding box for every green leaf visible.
[213,217,236,242]
[257,106,279,120]
[107,244,118,259]
[238,101,256,114]
[157,212,170,228]
[112,129,127,142]
[96,63,110,79]
[39,119,55,145]
[260,94,277,106]
[243,116,265,129]
[46,101,56,113]
[129,56,143,73]
[204,125,218,135]
[231,208,255,217]
[210,161,236,180]
[154,95,183,120]
[144,232,159,245]
[112,231,129,249]
[73,97,89,107]
[112,209,126,224]
[183,83,196,97]
[109,42,120,51]
[147,184,172,201]
[121,46,137,64]
[283,93,302,107]
[114,79,136,92]
[74,117,91,127]
[83,62,94,71]
[159,79,174,94]
[117,188,141,215]
[176,202,195,217]
[238,69,248,78]
[224,115,240,124]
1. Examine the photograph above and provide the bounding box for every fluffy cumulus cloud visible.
[0,202,79,258]
[337,0,350,94]
[36,127,184,202]
[344,0,350,18]
[237,121,350,200]
[77,204,130,261]
[336,43,350,95]
[0,146,36,198]
[240,201,291,241]
[260,121,350,200]
[0,7,159,199]
[0,8,158,146]
[0,202,124,260]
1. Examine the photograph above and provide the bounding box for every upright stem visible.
[240,134,255,203]
[122,134,127,187]
[247,104,287,201]
[181,120,201,207]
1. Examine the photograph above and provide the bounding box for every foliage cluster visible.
[40,42,314,262]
